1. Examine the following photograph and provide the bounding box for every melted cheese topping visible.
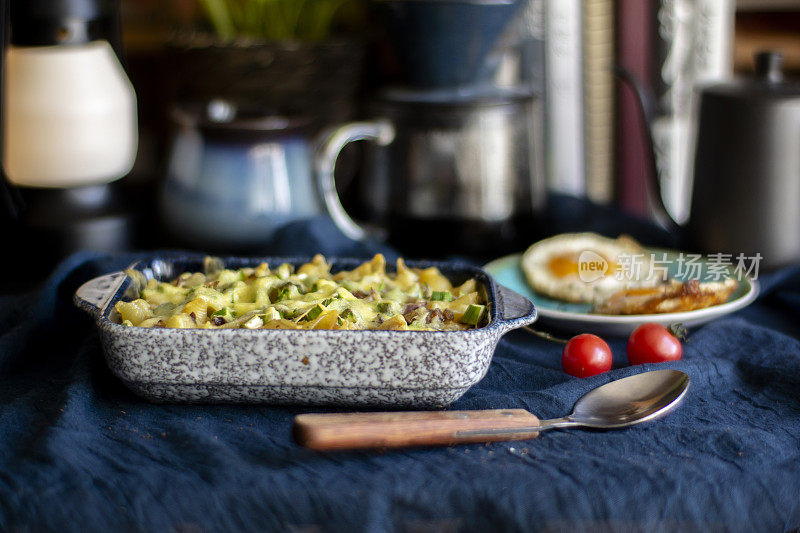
[115,254,486,331]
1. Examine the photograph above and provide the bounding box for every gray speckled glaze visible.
[74,255,537,407]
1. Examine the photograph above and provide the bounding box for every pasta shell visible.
[166,313,195,329]
[114,299,151,326]
[182,297,208,325]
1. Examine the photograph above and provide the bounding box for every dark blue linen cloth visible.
[1,217,800,532]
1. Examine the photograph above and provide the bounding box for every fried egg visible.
[593,278,738,315]
[521,233,661,303]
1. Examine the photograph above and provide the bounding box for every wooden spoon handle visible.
[293,409,541,451]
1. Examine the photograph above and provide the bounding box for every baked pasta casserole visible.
[115,254,487,331]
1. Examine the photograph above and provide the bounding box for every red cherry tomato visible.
[627,323,682,365]
[562,334,613,378]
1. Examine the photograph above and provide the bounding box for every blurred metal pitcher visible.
[315,87,545,255]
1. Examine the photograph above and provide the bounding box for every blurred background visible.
[1,0,799,286]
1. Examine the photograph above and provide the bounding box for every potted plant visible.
[168,0,366,127]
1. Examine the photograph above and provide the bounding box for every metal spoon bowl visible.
[457,369,690,438]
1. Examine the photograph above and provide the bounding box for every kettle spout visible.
[614,66,680,233]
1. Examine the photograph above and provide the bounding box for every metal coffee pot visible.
[315,87,546,256]
[625,52,800,269]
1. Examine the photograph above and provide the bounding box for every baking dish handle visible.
[495,283,537,333]
[74,271,127,318]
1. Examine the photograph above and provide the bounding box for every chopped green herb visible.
[460,304,485,326]
[305,304,324,321]
[263,308,282,321]
[376,301,393,314]
[431,291,453,302]
[341,308,361,322]
[211,307,235,321]
[276,287,291,301]
[243,316,263,329]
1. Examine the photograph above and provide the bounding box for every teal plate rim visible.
[483,250,760,326]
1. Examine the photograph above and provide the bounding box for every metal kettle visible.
[622,52,800,269]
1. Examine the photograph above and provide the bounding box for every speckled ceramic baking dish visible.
[74,255,537,407]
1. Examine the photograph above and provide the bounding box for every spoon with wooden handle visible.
[293,369,689,451]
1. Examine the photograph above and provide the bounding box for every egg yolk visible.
[547,254,581,277]
[547,253,617,278]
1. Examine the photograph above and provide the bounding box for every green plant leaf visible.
[198,0,236,40]
[196,0,354,41]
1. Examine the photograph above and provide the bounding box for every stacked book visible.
[538,0,734,218]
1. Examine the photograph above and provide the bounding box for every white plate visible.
[484,252,760,336]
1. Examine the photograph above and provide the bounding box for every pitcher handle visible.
[315,120,395,241]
